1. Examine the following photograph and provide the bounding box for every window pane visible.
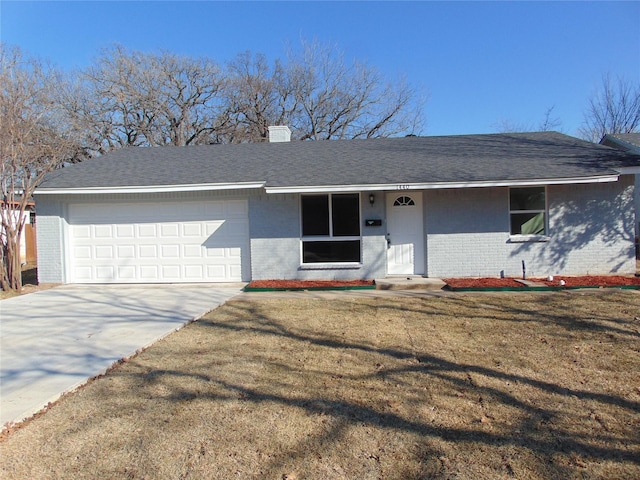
[332,193,360,236]
[510,187,545,210]
[394,196,415,206]
[511,212,545,235]
[302,195,329,236]
[303,240,361,263]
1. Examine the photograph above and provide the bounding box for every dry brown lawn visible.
[2,291,640,479]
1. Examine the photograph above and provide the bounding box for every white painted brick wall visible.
[249,192,387,280]
[34,195,66,283]
[37,180,633,284]
[249,194,300,280]
[425,177,636,277]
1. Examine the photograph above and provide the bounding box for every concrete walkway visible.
[0,284,242,428]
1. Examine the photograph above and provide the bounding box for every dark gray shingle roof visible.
[39,131,640,191]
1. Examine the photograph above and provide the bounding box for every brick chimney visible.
[268,125,291,143]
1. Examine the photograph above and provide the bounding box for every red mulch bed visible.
[246,279,375,290]
[444,278,524,289]
[445,275,640,289]
[538,275,640,288]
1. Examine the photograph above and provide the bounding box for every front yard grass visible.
[2,291,639,479]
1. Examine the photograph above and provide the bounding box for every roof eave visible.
[35,181,266,195]
[264,175,620,194]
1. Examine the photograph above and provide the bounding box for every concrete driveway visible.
[0,284,242,428]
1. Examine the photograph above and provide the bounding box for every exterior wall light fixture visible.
[369,194,375,206]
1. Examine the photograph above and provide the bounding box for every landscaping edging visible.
[244,285,377,292]
[244,280,376,292]
[243,278,640,293]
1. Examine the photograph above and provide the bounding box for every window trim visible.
[300,193,362,265]
[508,186,550,242]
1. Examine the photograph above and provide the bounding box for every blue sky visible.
[1,1,638,137]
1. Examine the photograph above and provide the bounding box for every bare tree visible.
[538,106,562,132]
[216,41,425,142]
[69,45,226,154]
[0,45,81,290]
[492,118,535,133]
[578,74,640,142]
[66,41,425,150]
[285,40,424,140]
[493,106,562,133]
[218,52,293,143]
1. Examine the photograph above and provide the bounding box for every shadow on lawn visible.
[172,294,640,478]
[373,291,640,339]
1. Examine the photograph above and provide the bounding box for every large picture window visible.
[301,193,361,263]
[509,187,547,235]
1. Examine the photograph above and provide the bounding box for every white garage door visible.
[68,199,249,283]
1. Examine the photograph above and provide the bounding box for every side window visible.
[509,187,547,235]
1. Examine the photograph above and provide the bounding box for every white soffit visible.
[264,175,620,194]
[35,182,266,195]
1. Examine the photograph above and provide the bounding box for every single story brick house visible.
[35,129,640,284]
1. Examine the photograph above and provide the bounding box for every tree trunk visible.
[1,233,22,291]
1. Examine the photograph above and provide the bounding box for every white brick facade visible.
[424,176,635,277]
[249,192,387,281]
[35,197,67,283]
[35,177,636,283]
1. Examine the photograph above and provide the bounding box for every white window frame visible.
[299,193,362,266]
[508,186,550,243]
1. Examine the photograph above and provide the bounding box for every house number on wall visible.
[397,185,411,190]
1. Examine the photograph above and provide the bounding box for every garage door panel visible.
[204,222,224,236]
[74,245,92,259]
[206,203,225,216]
[138,224,157,237]
[74,266,92,281]
[139,245,157,258]
[68,199,249,283]
[229,264,242,278]
[183,244,203,258]
[118,266,136,279]
[161,265,181,279]
[225,199,248,214]
[94,225,113,238]
[96,266,115,281]
[160,224,180,237]
[161,244,180,258]
[223,219,249,237]
[205,248,225,258]
[74,225,91,238]
[140,265,159,280]
[116,225,135,238]
[206,264,226,278]
[182,224,202,237]
[95,246,114,259]
[184,265,204,279]
[117,245,135,258]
